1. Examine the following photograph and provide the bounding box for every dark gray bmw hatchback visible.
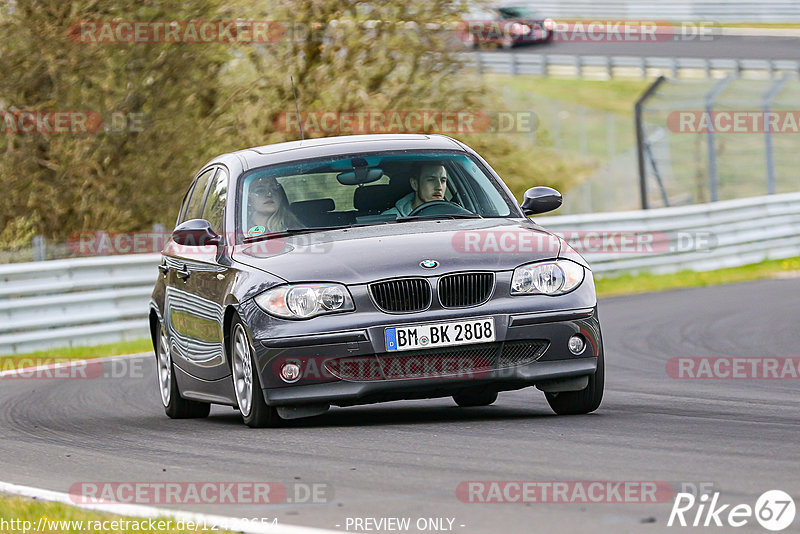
[149,134,604,427]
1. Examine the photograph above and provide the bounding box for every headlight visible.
[254,283,355,319]
[511,260,584,295]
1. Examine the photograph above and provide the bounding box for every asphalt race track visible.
[481,35,800,59]
[1,279,798,533]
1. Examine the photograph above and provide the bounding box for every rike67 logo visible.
[668,490,795,531]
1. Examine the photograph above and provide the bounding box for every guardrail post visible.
[641,57,647,79]
[705,59,712,79]
[671,57,679,79]
[606,56,613,79]
[735,59,742,78]
[576,55,583,78]
[763,74,791,195]
[543,55,549,77]
[635,76,667,209]
[553,101,562,150]
[511,52,518,76]
[579,107,588,158]
[533,54,543,76]
[32,235,45,261]
[606,112,616,162]
[704,75,734,202]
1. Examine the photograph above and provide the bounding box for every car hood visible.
[232,219,562,285]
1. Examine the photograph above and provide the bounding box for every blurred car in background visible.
[463,4,555,49]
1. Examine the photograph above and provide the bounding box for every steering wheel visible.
[406,200,474,217]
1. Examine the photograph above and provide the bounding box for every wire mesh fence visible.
[522,93,640,215]
[638,75,800,209]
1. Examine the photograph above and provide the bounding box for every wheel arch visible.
[148,304,162,352]
[223,304,240,365]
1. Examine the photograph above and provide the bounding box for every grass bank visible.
[0,494,236,533]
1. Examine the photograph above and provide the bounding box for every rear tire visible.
[156,326,210,419]
[545,352,604,415]
[453,389,498,407]
[230,317,282,428]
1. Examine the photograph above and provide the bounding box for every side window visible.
[180,168,216,223]
[176,181,197,225]
[202,169,228,234]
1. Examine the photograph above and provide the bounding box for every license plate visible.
[385,318,495,352]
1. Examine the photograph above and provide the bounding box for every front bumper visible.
[244,303,603,408]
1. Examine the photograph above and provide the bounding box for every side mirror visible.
[172,219,221,246]
[521,186,562,215]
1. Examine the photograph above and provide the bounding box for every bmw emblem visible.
[420,259,439,269]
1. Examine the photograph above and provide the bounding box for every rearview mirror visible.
[337,167,384,185]
[521,187,562,215]
[172,219,221,246]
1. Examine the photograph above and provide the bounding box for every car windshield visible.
[498,7,538,19]
[239,150,518,239]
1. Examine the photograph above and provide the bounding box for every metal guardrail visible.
[471,52,800,80]
[1,192,799,354]
[539,191,800,275]
[0,254,159,354]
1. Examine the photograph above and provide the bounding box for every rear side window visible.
[179,168,216,224]
[202,169,228,234]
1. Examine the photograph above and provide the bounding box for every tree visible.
[0,0,238,243]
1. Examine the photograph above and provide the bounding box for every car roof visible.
[211,134,467,172]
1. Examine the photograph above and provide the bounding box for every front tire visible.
[545,352,604,415]
[230,317,282,428]
[156,327,210,419]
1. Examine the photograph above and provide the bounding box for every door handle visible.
[176,266,191,281]
[158,262,169,276]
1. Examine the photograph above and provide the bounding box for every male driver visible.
[383,164,448,217]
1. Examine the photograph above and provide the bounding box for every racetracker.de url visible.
[0,516,277,532]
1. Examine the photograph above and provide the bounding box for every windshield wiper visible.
[242,223,390,243]
[395,214,483,222]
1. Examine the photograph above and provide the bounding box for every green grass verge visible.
[0,494,234,533]
[487,74,652,116]
[596,257,800,298]
[1,338,152,368]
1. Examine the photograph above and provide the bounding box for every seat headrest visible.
[353,185,395,212]
[291,198,335,214]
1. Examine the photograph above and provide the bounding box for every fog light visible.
[280,362,302,383]
[568,335,586,355]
